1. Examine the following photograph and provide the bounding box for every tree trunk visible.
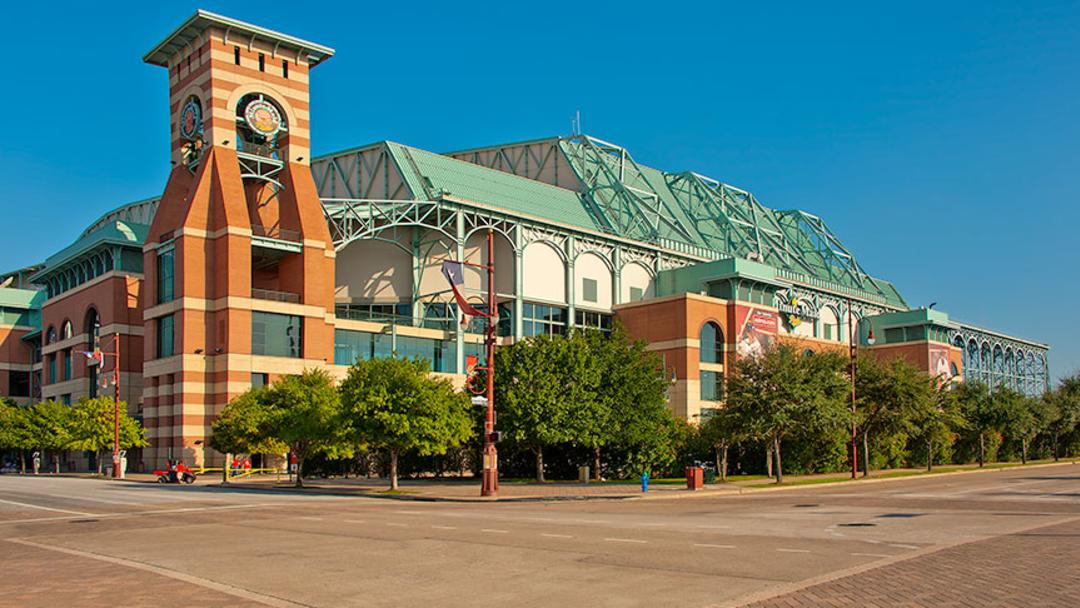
[593,447,602,481]
[19,450,25,475]
[773,435,783,484]
[927,438,933,472]
[1053,436,1059,462]
[978,433,985,467]
[389,449,399,490]
[534,446,545,482]
[97,451,104,476]
[53,453,60,475]
[1021,439,1027,465]
[861,431,870,478]
[765,444,773,478]
[295,453,304,488]
[719,443,729,483]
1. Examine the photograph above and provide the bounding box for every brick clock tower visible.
[141,11,336,468]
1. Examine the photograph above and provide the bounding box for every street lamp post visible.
[86,333,122,478]
[459,230,499,498]
[846,299,875,480]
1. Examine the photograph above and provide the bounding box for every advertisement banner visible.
[929,345,955,385]
[734,306,778,360]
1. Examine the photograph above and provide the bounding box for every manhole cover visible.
[838,522,876,527]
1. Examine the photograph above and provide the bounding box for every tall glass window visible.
[522,303,567,337]
[333,329,454,372]
[157,315,175,358]
[700,370,724,401]
[575,310,613,333]
[252,312,302,358]
[61,349,72,381]
[47,355,56,384]
[157,249,175,304]
[700,322,724,364]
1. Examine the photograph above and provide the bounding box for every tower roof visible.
[143,9,335,68]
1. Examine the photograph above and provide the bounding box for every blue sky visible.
[2,2,1078,381]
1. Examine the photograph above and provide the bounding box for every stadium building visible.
[0,11,1050,471]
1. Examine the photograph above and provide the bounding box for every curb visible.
[633,459,1080,502]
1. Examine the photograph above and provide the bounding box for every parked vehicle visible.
[154,460,196,484]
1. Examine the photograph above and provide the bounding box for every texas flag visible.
[82,350,103,367]
[441,260,483,319]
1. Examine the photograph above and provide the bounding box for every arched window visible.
[61,320,73,341]
[236,93,287,159]
[699,322,724,365]
[46,326,57,344]
[85,308,100,349]
[700,322,724,402]
[802,349,815,358]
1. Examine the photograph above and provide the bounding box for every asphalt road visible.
[2,463,1079,607]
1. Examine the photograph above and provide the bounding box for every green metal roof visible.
[34,220,148,281]
[0,287,43,310]
[385,142,606,232]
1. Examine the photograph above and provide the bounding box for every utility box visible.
[685,466,704,490]
[578,466,590,484]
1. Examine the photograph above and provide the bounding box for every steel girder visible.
[561,136,697,245]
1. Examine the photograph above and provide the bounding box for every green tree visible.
[67,397,148,475]
[912,381,966,471]
[699,406,745,482]
[583,327,673,479]
[854,355,935,476]
[340,357,473,490]
[492,335,580,481]
[1045,373,1080,460]
[209,387,287,458]
[996,388,1046,464]
[264,369,346,487]
[0,398,33,472]
[954,382,998,466]
[725,344,848,483]
[27,401,73,474]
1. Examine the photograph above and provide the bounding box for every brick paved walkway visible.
[0,543,267,608]
[740,517,1080,607]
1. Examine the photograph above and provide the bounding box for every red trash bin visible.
[686,466,704,490]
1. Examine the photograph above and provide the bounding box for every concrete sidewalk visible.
[203,458,1079,502]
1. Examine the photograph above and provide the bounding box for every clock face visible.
[179,99,202,140]
[243,99,282,137]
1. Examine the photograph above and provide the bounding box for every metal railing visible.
[237,138,278,160]
[251,224,302,243]
[251,288,300,304]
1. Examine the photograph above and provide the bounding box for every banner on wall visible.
[929,346,954,384]
[735,307,778,359]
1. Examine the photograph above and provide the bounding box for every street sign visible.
[470,396,488,406]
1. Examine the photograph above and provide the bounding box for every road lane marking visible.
[394,510,423,515]
[604,538,647,544]
[777,548,811,553]
[0,498,95,516]
[852,552,892,558]
[344,519,366,524]
[696,524,731,529]
[694,543,735,549]
[386,522,408,527]
[889,543,919,549]
[298,516,323,521]
[541,533,573,539]
[481,528,509,534]
[431,525,457,530]
[21,492,145,506]
[6,538,308,608]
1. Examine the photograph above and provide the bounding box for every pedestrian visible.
[32,451,40,475]
[243,457,252,475]
[231,456,240,477]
